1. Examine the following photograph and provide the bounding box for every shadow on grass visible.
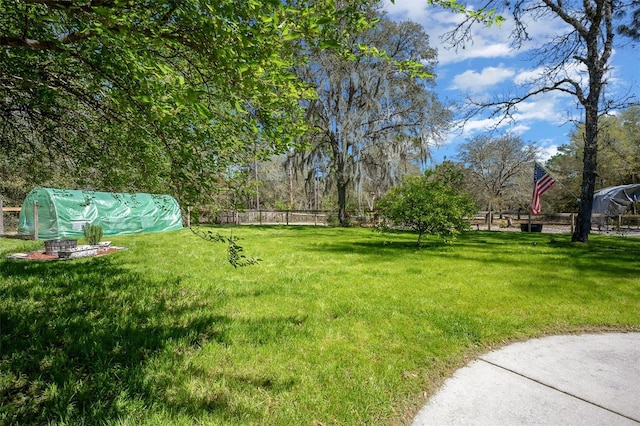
[303,229,640,279]
[456,232,640,279]
[0,255,292,424]
[301,229,527,257]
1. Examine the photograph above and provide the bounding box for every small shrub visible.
[376,165,477,247]
[83,223,103,245]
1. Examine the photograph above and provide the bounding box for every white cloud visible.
[451,66,515,92]
[438,41,516,65]
[384,0,575,66]
[382,0,431,22]
[513,94,581,126]
[384,0,517,64]
[460,116,508,135]
[514,62,588,88]
[509,124,531,135]
[512,98,561,123]
[452,96,568,139]
[513,67,546,85]
[539,145,558,162]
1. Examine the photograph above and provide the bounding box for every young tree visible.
[296,14,452,226]
[456,133,539,222]
[376,164,477,247]
[443,0,638,242]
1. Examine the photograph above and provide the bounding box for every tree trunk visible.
[330,133,350,227]
[570,0,614,242]
[288,157,294,209]
[487,200,492,231]
[337,178,348,226]
[572,106,599,242]
[572,31,608,242]
[336,154,349,226]
[254,157,260,210]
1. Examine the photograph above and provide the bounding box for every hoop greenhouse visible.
[18,188,183,240]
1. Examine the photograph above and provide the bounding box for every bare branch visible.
[540,0,589,37]
[0,36,62,50]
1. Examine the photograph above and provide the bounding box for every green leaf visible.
[193,102,214,120]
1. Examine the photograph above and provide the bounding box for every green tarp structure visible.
[18,188,183,240]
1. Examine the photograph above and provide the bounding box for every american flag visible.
[531,163,556,215]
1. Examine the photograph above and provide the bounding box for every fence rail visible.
[211,210,334,226]
[204,209,640,233]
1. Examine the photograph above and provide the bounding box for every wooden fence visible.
[0,200,21,236]
[208,209,640,233]
[472,211,640,233]
[4,203,640,237]
[208,210,334,226]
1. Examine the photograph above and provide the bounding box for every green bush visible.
[377,165,477,247]
[83,223,103,245]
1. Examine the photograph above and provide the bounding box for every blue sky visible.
[383,0,640,166]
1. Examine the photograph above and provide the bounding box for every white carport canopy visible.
[592,184,640,216]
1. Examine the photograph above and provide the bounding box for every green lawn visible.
[1,227,639,425]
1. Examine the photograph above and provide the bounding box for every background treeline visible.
[199,105,640,219]
[453,105,640,217]
[3,105,639,220]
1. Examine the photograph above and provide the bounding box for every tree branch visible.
[0,36,62,50]
[22,0,117,12]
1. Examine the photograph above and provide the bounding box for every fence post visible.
[286,210,289,226]
[33,200,39,240]
[570,213,575,234]
[186,206,191,228]
[0,199,4,235]
[528,212,532,232]
[618,214,622,230]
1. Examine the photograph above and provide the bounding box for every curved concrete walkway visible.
[413,333,640,425]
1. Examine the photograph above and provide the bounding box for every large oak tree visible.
[296,14,452,225]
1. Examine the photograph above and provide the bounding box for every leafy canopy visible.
[0,0,382,202]
[1,0,503,205]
